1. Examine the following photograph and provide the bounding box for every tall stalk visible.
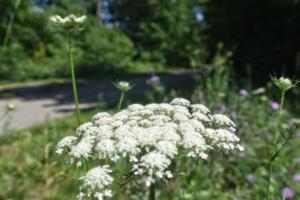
[0,0,22,61]
[114,81,132,111]
[0,110,9,122]
[266,91,285,200]
[149,183,156,200]
[117,92,125,111]
[68,32,81,125]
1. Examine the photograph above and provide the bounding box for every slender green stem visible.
[273,91,285,144]
[149,183,155,200]
[266,91,285,200]
[266,161,273,200]
[68,33,81,125]
[0,0,22,61]
[0,110,9,122]
[117,92,125,111]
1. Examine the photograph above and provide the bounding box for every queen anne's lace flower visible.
[49,14,86,31]
[57,98,243,199]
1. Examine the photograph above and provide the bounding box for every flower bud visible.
[272,76,294,92]
[115,81,133,93]
[278,77,293,91]
[6,103,16,111]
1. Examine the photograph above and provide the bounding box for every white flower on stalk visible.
[49,14,86,31]
[56,97,243,199]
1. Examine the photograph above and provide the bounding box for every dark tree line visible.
[1,0,300,80]
[203,0,300,78]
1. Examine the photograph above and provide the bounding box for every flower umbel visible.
[49,14,86,31]
[57,98,243,199]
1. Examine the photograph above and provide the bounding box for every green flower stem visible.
[68,32,81,125]
[117,92,125,111]
[149,183,155,200]
[0,110,9,122]
[266,91,285,200]
[273,91,285,144]
[0,0,22,61]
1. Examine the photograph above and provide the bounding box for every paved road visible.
[0,72,195,134]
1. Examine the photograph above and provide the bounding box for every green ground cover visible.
[1,78,299,200]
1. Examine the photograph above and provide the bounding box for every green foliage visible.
[110,0,208,68]
[202,0,300,78]
[0,75,299,199]
[0,0,140,81]
[192,44,234,109]
[78,27,135,75]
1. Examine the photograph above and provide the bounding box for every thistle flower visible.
[239,89,248,96]
[269,101,280,111]
[56,98,243,199]
[281,187,294,199]
[246,174,255,183]
[293,174,300,182]
[146,75,160,85]
[49,14,86,31]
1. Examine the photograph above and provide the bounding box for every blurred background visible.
[0,0,300,200]
[1,0,300,82]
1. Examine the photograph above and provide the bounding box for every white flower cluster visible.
[49,14,86,30]
[57,98,243,199]
[78,166,113,200]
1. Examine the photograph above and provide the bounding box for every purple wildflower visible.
[146,75,160,85]
[246,174,255,183]
[239,89,248,96]
[269,101,280,111]
[293,174,300,182]
[218,105,226,114]
[281,187,294,199]
[231,112,237,120]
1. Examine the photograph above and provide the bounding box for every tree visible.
[110,0,208,68]
[202,0,300,79]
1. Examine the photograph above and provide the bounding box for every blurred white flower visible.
[6,103,16,111]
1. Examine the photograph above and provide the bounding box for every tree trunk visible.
[96,0,102,27]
